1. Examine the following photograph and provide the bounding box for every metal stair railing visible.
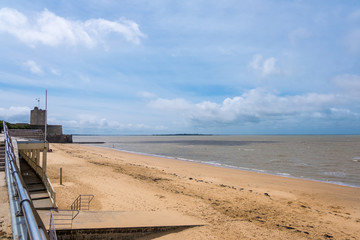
[49,210,57,240]
[71,194,94,211]
[49,209,79,232]
[3,122,49,240]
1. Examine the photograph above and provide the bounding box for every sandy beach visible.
[46,143,360,240]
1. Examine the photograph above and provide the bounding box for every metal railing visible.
[49,194,93,233]
[49,210,57,240]
[71,194,94,211]
[50,209,79,231]
[3,122,49,240]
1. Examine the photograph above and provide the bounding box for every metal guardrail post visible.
[49,210,58,240]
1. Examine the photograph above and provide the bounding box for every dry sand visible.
[46,143,360,240]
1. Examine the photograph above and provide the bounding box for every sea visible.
[73,135,360,188]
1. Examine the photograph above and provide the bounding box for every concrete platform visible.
[39,210,204,230]
[39,210,204,239]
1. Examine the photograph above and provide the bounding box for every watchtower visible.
[30,107,46,125]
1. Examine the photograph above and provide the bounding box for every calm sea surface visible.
[73,135,360,188]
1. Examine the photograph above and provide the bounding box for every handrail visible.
[50,209,79,230]
[71,194,94,211]
[3,122,49,240]
[49,210,58,240]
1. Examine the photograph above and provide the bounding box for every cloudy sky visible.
[1,0,360,134]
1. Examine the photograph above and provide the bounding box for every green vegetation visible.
[0,120,31,131]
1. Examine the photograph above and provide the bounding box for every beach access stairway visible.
[9,129,45,141]
[20,158,56,211]
[0,141,4,172]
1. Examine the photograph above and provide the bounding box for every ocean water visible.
[73,135,360,188]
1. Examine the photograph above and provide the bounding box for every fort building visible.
[30,106,46,125]
[4,107,72,143]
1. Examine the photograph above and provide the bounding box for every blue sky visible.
[1,0,360,134]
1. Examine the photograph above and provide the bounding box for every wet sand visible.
[46,143,360,239]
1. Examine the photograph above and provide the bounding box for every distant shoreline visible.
[71,133,360,137]
[152,134,214,136]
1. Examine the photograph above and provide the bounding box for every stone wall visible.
[47,134,73,143]
[29,125,63,135]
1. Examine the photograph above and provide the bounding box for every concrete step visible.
[31,192,51,200]
[32,198,53,210]
[22,176,42,185]
[0,166,4,172]
[27,183,47,192]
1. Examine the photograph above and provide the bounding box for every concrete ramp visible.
[39,210,204,239]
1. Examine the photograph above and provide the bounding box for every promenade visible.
[0,133,11,238]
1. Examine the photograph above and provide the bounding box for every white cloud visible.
[149,89,344,125]
[329,108,360,119]
[249,54,279,76]
[85,18,145,45]
[149,98,193,111]
[0,106,31,122]
[0,8,145,48]
[24,60,43,74]
[61,113,158,133]
[50,68,61,75]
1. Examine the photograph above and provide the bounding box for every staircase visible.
[20,159,54,210]
[0,141,5,172]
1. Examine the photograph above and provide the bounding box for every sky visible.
[0,0,360,135]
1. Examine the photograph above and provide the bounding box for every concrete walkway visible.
[0,134,12,238]
[39,210,204,230]
[0,158,12,238]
